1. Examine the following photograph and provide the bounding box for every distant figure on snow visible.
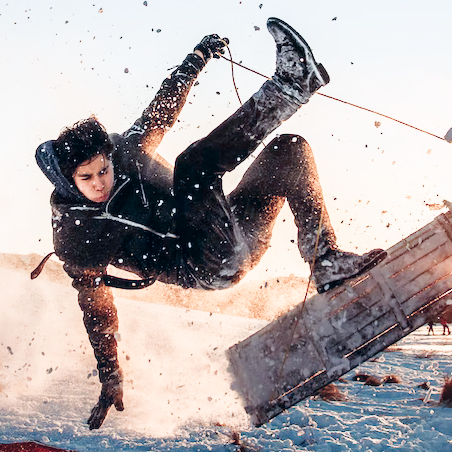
[440,315,450,335]
[35,18,386,429]
[427,318,435,335]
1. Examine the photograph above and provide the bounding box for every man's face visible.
[72,154,114,203]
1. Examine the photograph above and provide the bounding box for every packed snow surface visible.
[1,267,452,451]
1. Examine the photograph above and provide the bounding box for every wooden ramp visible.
[227,210,452,426]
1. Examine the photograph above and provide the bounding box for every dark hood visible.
[35,140,86,202]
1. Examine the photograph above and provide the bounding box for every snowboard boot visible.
[312,248,387,293]
[267,17,330,104]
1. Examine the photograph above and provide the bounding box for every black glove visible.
[194,34,229,62]
[87,373,124,430]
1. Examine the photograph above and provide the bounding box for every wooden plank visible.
[402,275,452,321]
[228,211,452,427]
[321,296,391,352]
[396,253,452,303]
[248,369,330,426]
[382,212,452,268]
[407,293,452,330]
[386,240,452,288]
[331,309,399,356]
[230,258,450,411]
[372,267,411,330]
[383,222,439,262]
[327,259,452,360]
[317,278,382,323]
[231,288,449,426]
[228,308,327,407]
[381,227,449,278]
[253,291,450,427]
[249,317,415,426]
[437,211,452,243]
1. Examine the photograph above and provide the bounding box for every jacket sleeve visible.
[67,266,122,384]
[113,53,206,179]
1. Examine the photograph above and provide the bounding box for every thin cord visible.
[221,54,271,81]
[271,208,324,401]
[317,93,446,141]
[224,48,243,105]
[220,55,447,142]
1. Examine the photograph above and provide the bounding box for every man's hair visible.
[54,116,113,180]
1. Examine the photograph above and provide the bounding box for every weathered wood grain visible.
[227,211,452,426]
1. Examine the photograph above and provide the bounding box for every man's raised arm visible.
[112,35,228,176]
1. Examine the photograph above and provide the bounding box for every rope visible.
[220,55,447,142]
[221,54,270,81]
[224,48,243,105]
[271,208,324,401]
[317,93,446,141]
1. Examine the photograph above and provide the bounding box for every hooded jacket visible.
[36,53,206,287]
[35,52,205,383]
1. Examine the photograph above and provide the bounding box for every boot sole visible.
[317,250,388,294]
[267,17,330,86]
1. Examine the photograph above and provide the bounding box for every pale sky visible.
[1,0,452,281]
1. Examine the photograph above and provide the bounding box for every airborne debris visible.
[426,203,444,211]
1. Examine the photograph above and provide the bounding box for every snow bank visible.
[1,267,452,451]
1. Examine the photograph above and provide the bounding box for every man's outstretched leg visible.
[229,134,386,293]
[174,18,330,288]
[175,18,329,177]
[175,18,384,291]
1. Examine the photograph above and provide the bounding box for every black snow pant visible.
[174,80,337,289]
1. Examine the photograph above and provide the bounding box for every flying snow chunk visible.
[444,127,452,143]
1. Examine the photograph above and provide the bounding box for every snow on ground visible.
[1,267,452,451]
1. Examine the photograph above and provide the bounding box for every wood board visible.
[227,211,452,426]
